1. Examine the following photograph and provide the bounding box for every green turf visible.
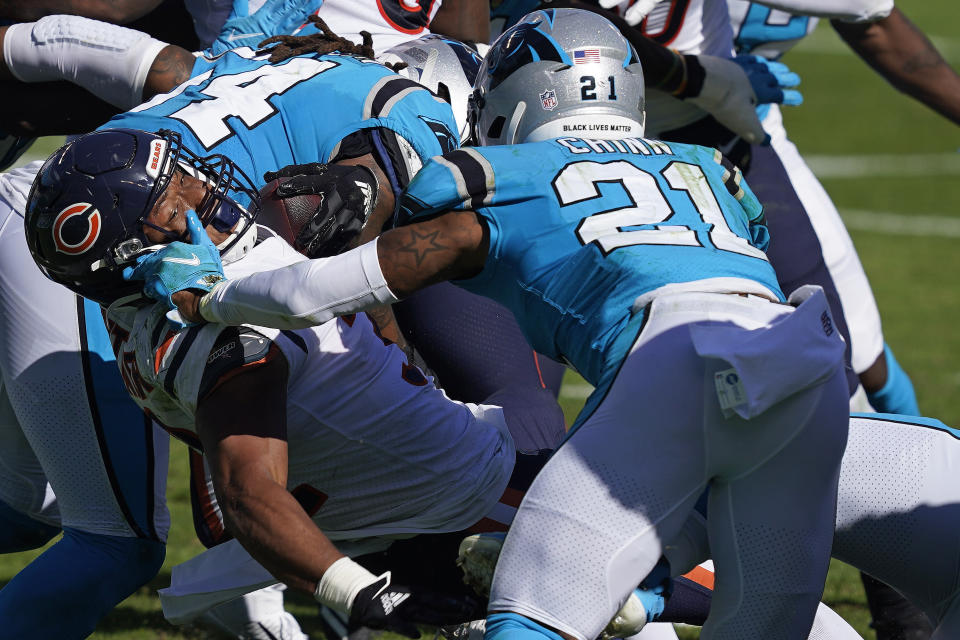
[2,2,958,637]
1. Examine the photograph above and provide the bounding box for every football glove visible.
[123,209,225,314]
[209,0,322,55]
[348,572,483,639]
[597,0,667,26]
[677,54,770,145]
[264,163,380,259]
[733,55,802,107]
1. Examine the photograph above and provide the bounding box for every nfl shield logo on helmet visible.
[540,89,558,111]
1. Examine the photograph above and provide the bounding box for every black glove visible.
[348,572,483,639]
[263,162,329,183]
[263,163,379,258]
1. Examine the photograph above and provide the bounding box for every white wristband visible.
[313,557,379,615]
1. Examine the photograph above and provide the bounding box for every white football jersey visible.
[298,0,443,53]
[186,0,441,51]
[639,0,737,135]
[105,235,514,541]
[727,0,818,60]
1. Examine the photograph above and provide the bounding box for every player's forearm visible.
[198,239,399,329]
[197,214,485,328]
[429,0,489,45]
[754,0,891,22]
[141,45,197,100]
[218,476,344,595]
[833,8,960,125]
[0,0,162,23]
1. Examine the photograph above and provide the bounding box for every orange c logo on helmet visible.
[52,203,102,255]
[376,0,436,34]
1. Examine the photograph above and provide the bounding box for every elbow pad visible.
[3,15,168,109]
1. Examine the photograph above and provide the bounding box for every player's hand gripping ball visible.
[258,163,379,259]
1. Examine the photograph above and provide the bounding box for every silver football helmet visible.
[472,8,646,145]
[378,35,482,143]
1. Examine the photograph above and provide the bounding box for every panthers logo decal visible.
[377,0,437,35]
[418,115,458,153]
[53,203,102,255]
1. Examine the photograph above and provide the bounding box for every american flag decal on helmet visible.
[573,48,601,64]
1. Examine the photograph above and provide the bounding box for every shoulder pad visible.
[197,326,275,401]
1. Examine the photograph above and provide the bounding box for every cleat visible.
[600,590,649,640]
[439,619,486,640]
[456,533,660,640]
[456,532,506,597]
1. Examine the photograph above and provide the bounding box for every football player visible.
[0,162,314,640]
[128,10,851,639]
[580,412,960,640]
[21,122,566,632]
[725,3,959,636]
[0,0,489,169]
[17,20,571,631]
[0,161,171,639]
[491,6,951,633]
[94,21,566,439]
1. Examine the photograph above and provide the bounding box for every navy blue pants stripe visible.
[78,297,160,541]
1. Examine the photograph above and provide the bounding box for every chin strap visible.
[218,220,258,266]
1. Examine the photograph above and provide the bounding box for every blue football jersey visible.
[729,1,818,59]
[101,47,459,208]
[399,137,784,385]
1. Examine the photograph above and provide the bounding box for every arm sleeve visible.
[753,0,893,22]
[200,239,399,329]
[3,15,169,109]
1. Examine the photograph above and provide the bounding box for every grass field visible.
[1,2,958,637]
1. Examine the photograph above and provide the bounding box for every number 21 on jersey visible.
[554,159,767,260]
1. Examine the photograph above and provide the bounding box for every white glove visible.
[684,54,769,145]
[597,0,668,25]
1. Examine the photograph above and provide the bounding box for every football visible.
[256,176,323,252]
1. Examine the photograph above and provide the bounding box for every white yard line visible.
[796,26,960,62]
[805,153,960,178]
[838,209,960,238]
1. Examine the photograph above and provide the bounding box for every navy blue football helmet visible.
[25,128,261,305]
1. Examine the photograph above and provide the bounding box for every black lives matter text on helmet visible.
[471,8,646,146]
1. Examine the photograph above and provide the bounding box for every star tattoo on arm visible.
[378,211,489,299]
